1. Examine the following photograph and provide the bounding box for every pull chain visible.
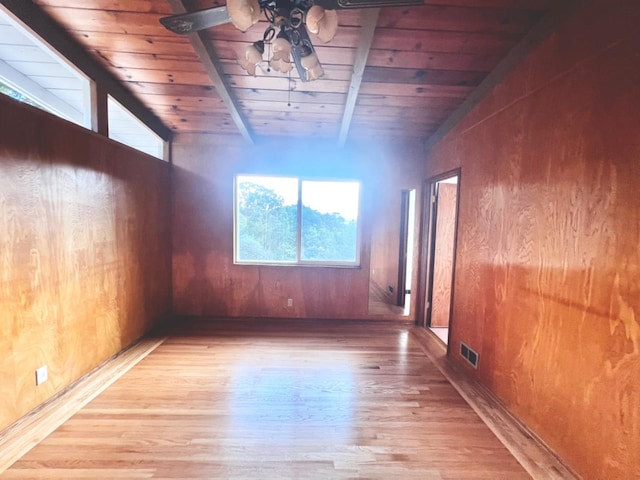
[267,41,271,72]
[288,69,291,107]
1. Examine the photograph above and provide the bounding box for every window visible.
[108,96,165,160]
[0,80,42,108]
[0,7,91,127]
[235,175,361,266]
[0,6,165,160]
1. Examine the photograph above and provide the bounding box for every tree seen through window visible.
[235,176,360,265]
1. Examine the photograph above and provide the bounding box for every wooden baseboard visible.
[411,327,579,480]
[0,335,166,474]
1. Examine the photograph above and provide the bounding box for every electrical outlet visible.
[287,298,293,307]
[35,365,48,386]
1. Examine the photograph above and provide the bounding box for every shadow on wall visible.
[171,165,231,316]
[455,261,639,478]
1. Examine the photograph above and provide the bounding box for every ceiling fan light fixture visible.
[300,50,324,81]
[227,0,261,32]
[239,40,265,76]
[161,0,427,82]
[270,35,293,73]
[306,6,324,33]
[306,6,338,43]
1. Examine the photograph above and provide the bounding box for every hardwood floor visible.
[2,318,534,479]
[0,337,166,474]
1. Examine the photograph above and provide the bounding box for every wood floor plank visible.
[1,318,562,479]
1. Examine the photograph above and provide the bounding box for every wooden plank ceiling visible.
[33,0,553,143]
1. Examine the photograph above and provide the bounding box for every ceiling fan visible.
[160,0,423,82]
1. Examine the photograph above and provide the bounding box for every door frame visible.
[416,168,461,351]
[396,189,411,308]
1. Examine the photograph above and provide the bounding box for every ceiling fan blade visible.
[313,0,423,9]
[159,6,231,34]
[290,25,323,82]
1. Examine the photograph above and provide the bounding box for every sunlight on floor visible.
[429,327,449,345]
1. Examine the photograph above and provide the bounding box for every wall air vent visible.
[460,341,479,369]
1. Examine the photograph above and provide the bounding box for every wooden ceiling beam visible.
[166,0,254,144]
[338,8,379,147]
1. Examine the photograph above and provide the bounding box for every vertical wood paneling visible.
[368,190,401,309]
[0,95,172,431]
[171,134,423,320]
[430,182,457,327]
[424,1,640,478]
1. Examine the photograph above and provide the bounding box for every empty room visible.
[0,0,638,478]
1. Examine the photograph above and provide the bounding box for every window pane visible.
[108,96,165,160]
[0,80,42,108]
[236,176,298,262]
[0,9,90,127]
[301,181,360,262]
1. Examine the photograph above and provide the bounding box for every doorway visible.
[367,189,416,317]
[420,171,460,346]
[397,189,416,313]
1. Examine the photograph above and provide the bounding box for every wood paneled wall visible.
[367,190,402,308]
[172,134,423,320]
[0,95,172,431]
[425,0,640,477]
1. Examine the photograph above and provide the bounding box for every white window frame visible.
[234,175,362,267]
[107,95,166,160]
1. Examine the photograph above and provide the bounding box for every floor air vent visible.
[460,342,479,369]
